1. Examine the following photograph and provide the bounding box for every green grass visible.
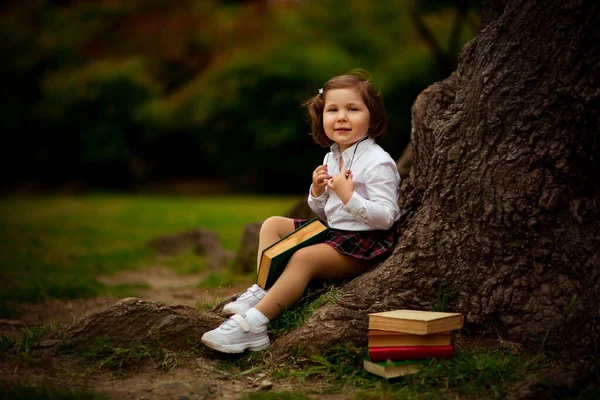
[196,270,237,289]
[0,194,298,315]
[160,248,210,275]
[14,323,61,359]
[74,335,180,376]
[222,340,567,400]
[0,322,62,365]
[269,283,341,336]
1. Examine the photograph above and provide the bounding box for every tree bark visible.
[271,0,600,360]
[39,298,226,352]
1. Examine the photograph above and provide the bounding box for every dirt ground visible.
[0,267,356,400]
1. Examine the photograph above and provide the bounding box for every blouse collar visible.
[330,135,375,157]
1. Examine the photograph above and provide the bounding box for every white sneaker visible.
[222,284,267,316]
[201,314,270,353]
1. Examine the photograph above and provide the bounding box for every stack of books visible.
[363,309,464,379]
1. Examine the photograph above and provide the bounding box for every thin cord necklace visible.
[325,135,370,179]
[344,134,370,179]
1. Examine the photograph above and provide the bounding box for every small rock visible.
[258,380,273,390]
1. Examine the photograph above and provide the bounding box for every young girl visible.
[201,71,400,353]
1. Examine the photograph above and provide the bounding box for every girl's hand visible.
[327,170,354,204]
[311,164,330,197]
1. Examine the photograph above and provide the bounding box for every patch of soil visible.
[0,267,245,338]
[97,266,245,307]
[1,297,120,337]
[1,266,356,399]
[0,352,347,400]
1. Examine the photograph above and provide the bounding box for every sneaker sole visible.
[201,337,270,354]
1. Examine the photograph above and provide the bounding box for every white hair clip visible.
[318,88,323,94]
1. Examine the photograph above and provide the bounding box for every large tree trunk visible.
[271,0,600,360]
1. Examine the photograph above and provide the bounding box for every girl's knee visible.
[288,247,309,263]
[261,216,286,230]
[260,216,294,236]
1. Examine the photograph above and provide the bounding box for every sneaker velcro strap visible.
[230,314,251,332]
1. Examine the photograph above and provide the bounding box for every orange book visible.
[368,330,452,347]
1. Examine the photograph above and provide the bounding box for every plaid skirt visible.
[294,219,396,261]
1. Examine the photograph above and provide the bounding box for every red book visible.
[368,345,454,362]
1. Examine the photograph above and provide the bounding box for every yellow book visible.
[257,218,328,289]
[363,359,423,379]
[368,310,463,335]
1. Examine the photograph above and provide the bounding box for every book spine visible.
[368,345,454,362]
[368,336,452,347]
[368,330,453,336]
[368,320,428,335]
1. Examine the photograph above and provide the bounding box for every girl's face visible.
[322,87,370,153]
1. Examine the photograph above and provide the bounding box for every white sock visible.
[245,307,269,327]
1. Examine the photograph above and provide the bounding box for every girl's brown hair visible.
[303,69,388,147]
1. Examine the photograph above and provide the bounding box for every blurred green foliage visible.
[0,0,479,193]
[37,58,161,186]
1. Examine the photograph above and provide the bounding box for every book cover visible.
[368,345,454,362]
[368,310,464,335]
[257,218,328,289]
[368,330,453,347]
[363,359,423,379]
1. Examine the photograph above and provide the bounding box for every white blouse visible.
[308,137,400,231]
